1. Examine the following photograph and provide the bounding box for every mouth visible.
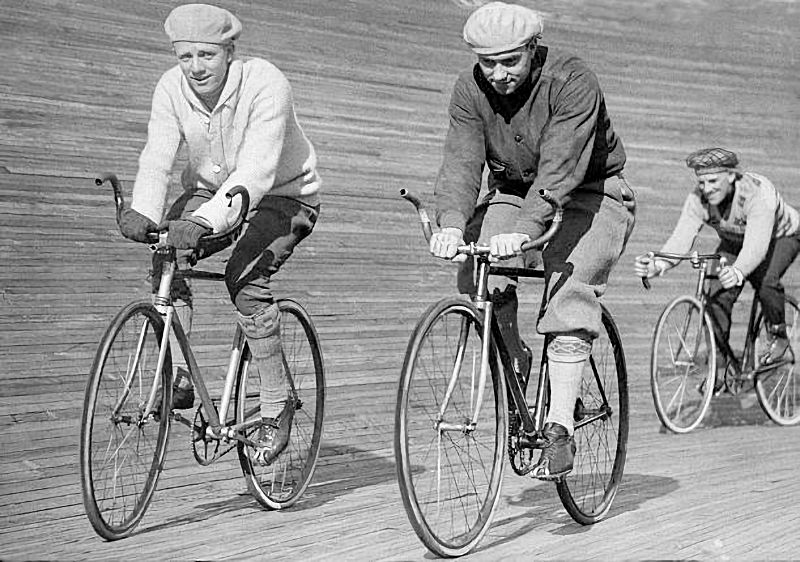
[192,76,211,85]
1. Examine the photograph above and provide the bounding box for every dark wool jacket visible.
[434,46,626,238]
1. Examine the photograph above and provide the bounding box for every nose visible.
[492,66,508,82]
[189,56,203,75]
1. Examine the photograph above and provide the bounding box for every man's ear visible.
[227,42,236,62]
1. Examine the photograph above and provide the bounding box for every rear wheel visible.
[236,299,325,509]
[394,298,506,557]
[651,296,716,433]
[754,296,800,425]
[557,306,628,524]
[80,301,172,540]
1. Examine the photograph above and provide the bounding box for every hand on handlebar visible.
[119,208,158,243]
[718,265,744,289]
[430,227,467,263]
[489,233,531,262]
[634,253,668,279]
[161,216,213,250]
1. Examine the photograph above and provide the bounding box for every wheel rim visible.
[238,301,324,508]
[652,298,715,433]
[558,311,627,522]
[82,305,170,537]
[397,303,504,555]
[755,299,800,425]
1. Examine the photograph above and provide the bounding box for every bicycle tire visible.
[236,298,325,509]
[556,305,629,524]
[754,295,800,425]
[394,297,507,557]
[650,295,716,433]
[80,301,172,540]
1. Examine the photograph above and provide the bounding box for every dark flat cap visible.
[686,147,739,174]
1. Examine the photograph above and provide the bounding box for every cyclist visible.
[635,147,800,383]
[117,3,321,465]
[430,2,635,480]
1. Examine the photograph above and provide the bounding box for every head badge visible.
[164,3,242,44]
[463,2,543,55]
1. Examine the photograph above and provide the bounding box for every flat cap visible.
[164,3,242,44]
[463,2,543,55]
[686,147,739,174]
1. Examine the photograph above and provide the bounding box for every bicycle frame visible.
[436,257,548,437]
[133,243,260,444]
[686,257,762,379]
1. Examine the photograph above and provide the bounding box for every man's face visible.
[477,44,534,95]
[696,171,736,206]
[174,41,233,98]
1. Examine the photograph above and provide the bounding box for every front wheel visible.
[236,299,325,509]
[754,296,800,425]
[394,297,507,558]
[80,301,172,540]
[557,305,629,524]
[650,295,716,433]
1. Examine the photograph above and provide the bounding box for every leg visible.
[226,196,318,464]
[457,192,534,382]
[750,235,800,363]
[532,185,635,479]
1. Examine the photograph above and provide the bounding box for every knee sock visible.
[545,336,592,435]
[238,303,289,419]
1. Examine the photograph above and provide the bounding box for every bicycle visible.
[80,173,325,540]
[394,189,629,557]
[643,251,800,433]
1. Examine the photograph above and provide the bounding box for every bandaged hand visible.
[489,233,531,261]
[634,253,669,279]
[718,265,744,289]
[430,227,467,263]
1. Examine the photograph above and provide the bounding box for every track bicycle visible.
[394,189,629,557]
[80,173,325,540]
[644,251,800,433]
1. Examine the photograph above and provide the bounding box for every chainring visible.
[191,406,220,466]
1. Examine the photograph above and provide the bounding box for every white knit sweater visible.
[132,57,320,232]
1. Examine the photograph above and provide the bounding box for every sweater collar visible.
[473,46,547,123]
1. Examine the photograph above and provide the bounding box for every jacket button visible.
[212,164,221,173]
[514,135,523,143]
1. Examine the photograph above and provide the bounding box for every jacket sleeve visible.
[192,73,292,232]
[732,185,778,276]
[659,192,707,263]
[515,65,602,237]
[434,76,486,232]
[131,76,183,223]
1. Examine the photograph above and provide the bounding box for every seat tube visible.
[217,325,246,425]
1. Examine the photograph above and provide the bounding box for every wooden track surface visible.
[1,0,799,559]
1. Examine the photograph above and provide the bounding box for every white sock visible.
[545,336,591,435]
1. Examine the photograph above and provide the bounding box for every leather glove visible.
[163,216,213,250]
[118,208,158,243]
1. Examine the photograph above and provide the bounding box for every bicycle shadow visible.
[700,390,772,428]
[474,472,678,551]
[136,442,400,534]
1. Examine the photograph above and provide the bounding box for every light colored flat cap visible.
[463,2,543,55]
[164,3,242,44]
[686,147,739,174]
